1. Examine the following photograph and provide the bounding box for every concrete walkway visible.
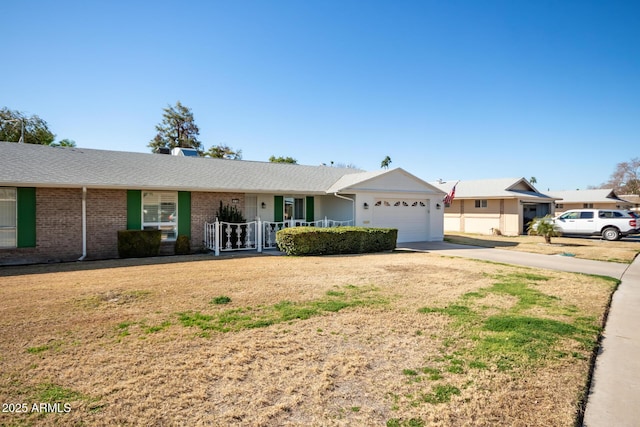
[398,241,639,426]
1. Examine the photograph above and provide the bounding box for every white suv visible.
[553,209,638,241]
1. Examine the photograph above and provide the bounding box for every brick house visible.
[0,142,445,265]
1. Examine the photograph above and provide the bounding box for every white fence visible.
[204,217,353,255]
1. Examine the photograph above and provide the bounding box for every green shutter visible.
[17,187,36,248]
[177,191,191,238]
[274,196,284,222]
[305,196,314,222]
[127,190,142,230]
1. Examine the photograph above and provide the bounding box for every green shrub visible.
[216,201,247,248]
[275,226,397,256]
[216,201,246,223]
[117,230,161,258]
[174,235,191,255]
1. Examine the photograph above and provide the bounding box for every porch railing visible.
[204,217,353,255]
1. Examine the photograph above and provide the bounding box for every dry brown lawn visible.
[0,252,617,426]
[445,232,640,263]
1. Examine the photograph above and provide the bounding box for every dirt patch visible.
[0,252,615,426]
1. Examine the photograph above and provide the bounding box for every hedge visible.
[275,226,397,256]
[117,230,161,258]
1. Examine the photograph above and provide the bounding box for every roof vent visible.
[171,147,199,157]
[155,147,171,154]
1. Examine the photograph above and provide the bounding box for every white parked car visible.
[550,209,639,241]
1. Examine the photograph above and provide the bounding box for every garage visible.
[372,199,429,242]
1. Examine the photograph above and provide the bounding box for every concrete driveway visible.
[398,241,630,279]
[398,241,639,427]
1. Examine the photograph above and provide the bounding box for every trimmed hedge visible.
[174,235,191,255]
[117,230,161,258]
[275,226,397,256]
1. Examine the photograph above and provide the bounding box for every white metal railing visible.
[204,217,353,255]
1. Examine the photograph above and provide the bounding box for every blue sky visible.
[3,0,639,191]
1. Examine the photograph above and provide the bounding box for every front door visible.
[523,204,538,233]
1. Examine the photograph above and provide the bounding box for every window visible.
[560,212,579,220]
[142,191,177,241]
[579,212,594,219]
[0,188,17,248]
[475,199,488,208]
[555,203,564,209]
[599,211,624,218]
[284,197,304,220]
[583,203,594,208]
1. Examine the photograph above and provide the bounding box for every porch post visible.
[257,218,263,253]
[214,218,220,256]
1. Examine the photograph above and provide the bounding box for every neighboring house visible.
[431,178,557,236]
[619,194,640,212]
[0,142,445,265]
[547,189,634,215]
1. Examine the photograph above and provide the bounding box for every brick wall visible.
[191,192,245,251]
[0,188,247,265]
[86,189,127,259]
[0,188,82,265]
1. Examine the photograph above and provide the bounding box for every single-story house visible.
[619,194,640,212]
[546,189,634,214]
[0,141,445,265]
[431,178,558,236]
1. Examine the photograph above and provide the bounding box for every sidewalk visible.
[398,241,638,426]
[582,255,640,427]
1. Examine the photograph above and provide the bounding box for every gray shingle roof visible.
[546,189,627,204]
[0,142,364,193]
[430,178,556,201]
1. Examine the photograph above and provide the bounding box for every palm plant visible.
[527,215,561,244]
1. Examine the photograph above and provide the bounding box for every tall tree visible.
[529,176,537,184]
[269,155,297,164]
[148,101,202,154]
[206,144,242,159]
[598,158,640,194]
[381,155,392,169]
[0,107,55,145]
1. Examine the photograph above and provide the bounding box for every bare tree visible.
[597,158,640,194]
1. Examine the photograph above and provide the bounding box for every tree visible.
[148,101,202,154]
[381,155,392,169]
[206,144,242,159]
[527,216,561,244]
[51,138,76,147]
[529,176,537,184]
[598,158,640,194]
[0,107,55,145]
[269,155,297,164]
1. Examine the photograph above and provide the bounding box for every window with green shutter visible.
[306,196,314,222]
[17,187,36,248]
[1,187,36,249]
[177,191,191,238]
[127,190,142,230]
[274,196,284,222]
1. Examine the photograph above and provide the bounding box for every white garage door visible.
[372,199,429,243]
